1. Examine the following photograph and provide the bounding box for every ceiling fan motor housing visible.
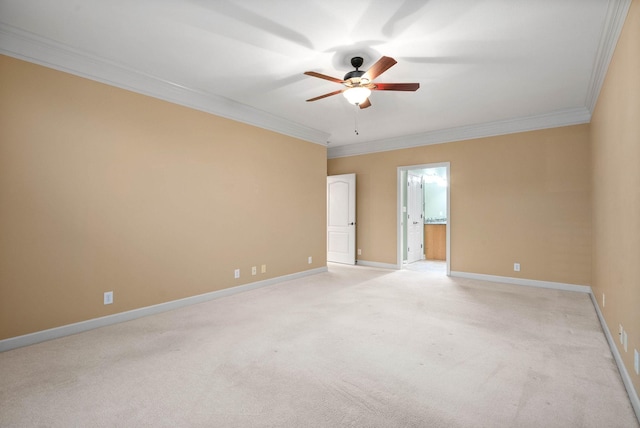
[344,69,365,83]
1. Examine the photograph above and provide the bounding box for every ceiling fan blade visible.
[359,98,372,109]
[372,83,420,91]
[363,56,397,81]
[306,89,344,102]
[304,71,344,84]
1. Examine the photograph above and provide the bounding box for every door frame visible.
[397,162,451,275]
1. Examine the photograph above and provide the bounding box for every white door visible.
[327,174,356,264]
[407,173,424,264]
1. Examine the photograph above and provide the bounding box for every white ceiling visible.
[0,0,631,157]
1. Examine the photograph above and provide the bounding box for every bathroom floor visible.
[404,259,446,274]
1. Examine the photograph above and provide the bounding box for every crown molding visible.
[2,0,629,157]
[327,107,591,159]
[585,0,632,112]
[0,24,330,147]
[326,0,628,159]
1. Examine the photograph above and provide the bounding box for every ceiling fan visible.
[304,56,419,109]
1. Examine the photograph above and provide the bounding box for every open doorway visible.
[397,163,450,275]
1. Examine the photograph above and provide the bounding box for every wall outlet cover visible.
[634,349,639,375]
[104,291,113,305]
[514,263,520,272]
[234,269,240,279]
[619,324,624,344]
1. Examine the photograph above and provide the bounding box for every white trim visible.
[0,24,330,147]
[1,0,630,158]
[327,0,631,160]
[328,107,590,158]
[450,269,639,421]
[445,165,451,274]
[397,169,404,271]
[0,267,328,352]
[585,0,632,111]
[589,293,640,422]
[450,271,591,293]
[398,163,451,276]
[355,260,399,270]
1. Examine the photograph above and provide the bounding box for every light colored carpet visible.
[1,264,637,427]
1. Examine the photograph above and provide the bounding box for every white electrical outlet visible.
[261,264,267,273]
[103,291,113,305]
[251,266,257,275]
[234,269,240,279]
[619,324,624,344]
[358,249,362,255]
[602,293,605,307]
[514,263,520,272]
[308,256,313,264]
[623,331,628,352]
[634,349,639,375]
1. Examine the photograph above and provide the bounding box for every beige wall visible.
[590,0,640,395]
[0,55,327,340]
[1,1,637,399]
[328,125,591,286]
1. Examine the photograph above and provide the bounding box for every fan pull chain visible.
[354,105,359,135]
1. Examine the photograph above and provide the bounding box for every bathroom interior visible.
[402,166,448,271]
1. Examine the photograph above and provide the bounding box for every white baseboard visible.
[355,260,399,270]
[589,293,640,422]
[450,271,591,293]
[0,267,328,352]
[450,270,638,422]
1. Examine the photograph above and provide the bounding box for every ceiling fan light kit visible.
[343,87,371,105]
[305,56,419,109]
